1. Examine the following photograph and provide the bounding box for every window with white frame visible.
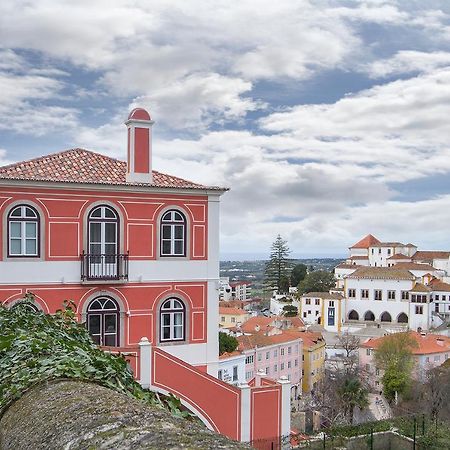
[8,205,40,257]
[245,355,254,364]
[160,298,185,342]
[233,366,238,381]
[361,289,369,299]
[160,210,186,256]
[387,290,396,300]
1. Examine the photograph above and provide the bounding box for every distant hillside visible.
[220,258,344,294]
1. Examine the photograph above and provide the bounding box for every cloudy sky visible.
[1,0,450,259]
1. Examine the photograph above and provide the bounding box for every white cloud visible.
[364,51,450,78]
[0,68,79,135]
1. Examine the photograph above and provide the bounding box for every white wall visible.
[218,354,246,385]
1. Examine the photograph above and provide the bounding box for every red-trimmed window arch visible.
[86,296,120,346]
[160,209,187,257]
[7,204,40,257]
[160,297,186,342]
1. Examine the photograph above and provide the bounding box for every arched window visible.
[160,210,186,257]
[87,205,119,279]
[397,312,408,323]
[8,205,40,257]
[160,298,185,342]
[364,310,375,321]
[380,311,392,322]
[11,300,40,312]
[86,297,120,346]
[348,310,359,321]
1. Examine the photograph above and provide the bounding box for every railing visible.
[81,251,129,281]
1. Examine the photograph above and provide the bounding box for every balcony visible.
[81,252,129,282]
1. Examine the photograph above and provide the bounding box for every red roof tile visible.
[349,234,380,249]
[362,332,450,355]
[219,307,248,316]
[412,251,450,261]
[0,148,226,191]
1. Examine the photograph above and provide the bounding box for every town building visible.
[237,329,303,399]
[298,331,326,394]
[359,331,450,390]
[298,292,344,332]
[218,351,247,385]
[335,235,450,331]
[219,276,251,301]
[0,108,290,444]
[219,306,249,328]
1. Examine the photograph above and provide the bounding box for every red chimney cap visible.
[128,108,151,121]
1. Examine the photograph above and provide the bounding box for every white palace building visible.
[333,235,450,332]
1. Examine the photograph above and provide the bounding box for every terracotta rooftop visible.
[394,262,436,271]
[219,307,248,316]
[410,283,431,293]
[412,251,450,261]
[283,330,326,349]
[301,292,343,300]
[376,242,406,247]
[240,316,304,334]
[429,279,450,292]
[362,332,450,355]
[387,253,410,260]
[219,350,243,360]
[335,263,360,270]
[237,330,303,351]
[347,266,415,280]
[349,234,380,249]
[0,148,226,191]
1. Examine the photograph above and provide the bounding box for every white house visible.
[218,351,247,385]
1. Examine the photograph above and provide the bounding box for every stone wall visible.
[0,380,250,450]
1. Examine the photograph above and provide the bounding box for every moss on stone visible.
[0,380,250,449]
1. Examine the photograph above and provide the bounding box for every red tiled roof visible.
[387,253,410,260]
[349,234,380,249]
[219,307,248,316]
[240,316,304,334]
[349,256,369,260]
[0,148,225,191]
[362,332,450,355]
[237,330,302,351]
[347,266,415,280]
[394,262,436,271]
[429,279,450,292]
[219,350,243,360]
[412,251,450,261]
[410,282,431,293]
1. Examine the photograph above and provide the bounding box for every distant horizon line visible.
[220,252,346,261]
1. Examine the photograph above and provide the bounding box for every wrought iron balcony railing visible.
[81,252,129,281]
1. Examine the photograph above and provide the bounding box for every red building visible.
[0,108,290,446]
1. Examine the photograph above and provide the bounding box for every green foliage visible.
[290,263,307,286]
[0,298,189,418]
[219,332,238,355]
[264,235,292,293]
[297,270,335,294]
[337,377,369,424]
[382,367,410,402]
[282,305,298,317]
[374,332,418,401]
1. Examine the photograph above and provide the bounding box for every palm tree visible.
[338,378,369,424]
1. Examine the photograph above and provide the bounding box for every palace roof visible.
[0,148,225,191]
[346,266,415,280]
[349,234,380,249]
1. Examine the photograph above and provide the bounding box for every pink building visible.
[359,331,450,391]
[237,328,303,399]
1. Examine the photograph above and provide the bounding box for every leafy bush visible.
[0,299,188,417]
[219,332,238,355]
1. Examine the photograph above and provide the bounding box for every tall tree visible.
[290,263,307,287]
[374,332,418,402]
[297,270,335,294]
[219,332,238,355]
[338,377,369,424]
[264,235,292,293]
